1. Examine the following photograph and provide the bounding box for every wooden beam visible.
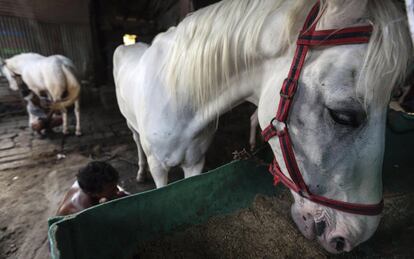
[406,0,414,45]
[179,0,193,20]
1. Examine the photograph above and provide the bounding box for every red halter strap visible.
[261,2,384,216]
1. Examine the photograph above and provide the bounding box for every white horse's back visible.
[113,43,149,131]
[113,43,148,81]
[6,53,79,101]
[53,55,76,72]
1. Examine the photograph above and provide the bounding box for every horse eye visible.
[328,108,364,128]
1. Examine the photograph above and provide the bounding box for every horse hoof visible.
[75,131,83,137]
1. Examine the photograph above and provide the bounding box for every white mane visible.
[358,0,412,107]
[164,0,412,108]
[165,0,286,107]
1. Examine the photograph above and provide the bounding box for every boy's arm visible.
[56,203,79,216]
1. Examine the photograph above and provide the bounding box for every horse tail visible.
[51,64,81,111]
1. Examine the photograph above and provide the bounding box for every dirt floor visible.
[1,82,414,258]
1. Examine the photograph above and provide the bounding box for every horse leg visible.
[26,104,33,130]
[61,108,68,135]
[249,109,259,151]
[74,100,82,136]
[27,107,37,134]
[182,157,205,178]
[132,131,148,183]
[147,155,169,188]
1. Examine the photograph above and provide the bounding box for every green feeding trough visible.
[48,111,414,259]
[48,159,279,259]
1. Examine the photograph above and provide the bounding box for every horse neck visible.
[188,67,263,134]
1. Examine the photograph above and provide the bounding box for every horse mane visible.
[164,0,412,109]
[357,0,413,108]
[164,0,288,108]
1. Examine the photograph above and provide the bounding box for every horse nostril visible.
[331,236,346,252]
[315,220,326,237]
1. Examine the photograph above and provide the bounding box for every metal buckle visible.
[270,118,287,136]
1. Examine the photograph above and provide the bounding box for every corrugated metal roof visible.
[0,0,89,24]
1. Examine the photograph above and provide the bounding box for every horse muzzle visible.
[290,196,381,253]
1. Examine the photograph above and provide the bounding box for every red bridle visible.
[261,2,384,216]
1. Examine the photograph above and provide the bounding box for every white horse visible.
[0,53,81,135]
[114,0,411,253]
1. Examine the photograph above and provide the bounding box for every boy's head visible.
[77,161,119,200]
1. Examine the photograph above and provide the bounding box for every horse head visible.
[258,0,412,253]
[0,58,19,91]
[0,57,6,77]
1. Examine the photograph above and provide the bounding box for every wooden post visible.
[406,0,414,45]
[89,0,107,86]
[179,0,193,20]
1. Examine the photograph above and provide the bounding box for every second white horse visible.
[1,53,81,135]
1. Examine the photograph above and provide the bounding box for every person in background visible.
[56,161,129,216]
[19,80,62,136]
